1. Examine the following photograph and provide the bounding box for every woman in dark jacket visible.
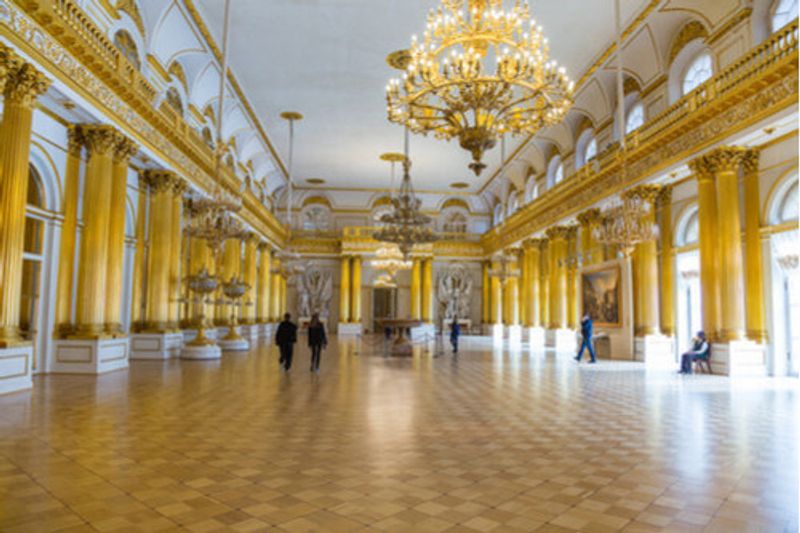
[308,313,327,373]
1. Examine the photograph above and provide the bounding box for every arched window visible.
[547,155,563,187]
[778,181,798,221]
[575,128,597,170]
[772,0,799,31]
[26,164,44,209]
[677,207,699,247]
[682,52,713,95]
[302,205,331,231]
[113,30,141,70]
[493,203,504,226]
[201,126,214,149]
[442,211,468,233]
[524,174,539,202]
[165,87,184,116]
[584,138,597,163]
[625,102,645,134]
[506,191,520,217]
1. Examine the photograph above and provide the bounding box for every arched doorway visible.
[675,205,702,355]
[21,164,48,372]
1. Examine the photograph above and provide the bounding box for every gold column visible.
[577,208,601,265]
[546,227,569,329]
[689,159,721,340]
[73,126,117,338]
[167,179,186,329]
[742,150,767,342]
[657,186,675,337]
[410,258,421,320]
[539,240,549,328]
[257,244,271,323]
[626,185,661,336]
[279,275,287,318]
[350,256,362,323]
[422,258,433,323]
[0,56,49,345]
[104,134,137,335]
[519,249,528,327]
[339,255,351,323]
[130,174,148,330]
[523,239,542,328]
[481,260,490,324]
[490,261,502,325]
[270,258,282,321]
[505,255,520,326]
[241,234,258,324]
[566,226,579,328]
[54,126,83,336]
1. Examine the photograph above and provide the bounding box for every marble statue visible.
[297,267,333,318]
[436,264,473,321]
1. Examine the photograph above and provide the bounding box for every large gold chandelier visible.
[386,0,574,175]
[593,193,658,257]
[370,244,413,277]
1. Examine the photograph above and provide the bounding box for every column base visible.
[506,325,522,345]
[525,327,546,350]
[240,324,260,343]
[484,323,504,341]
[130,332,183,360]
[52,338,129,374]
[338,322,363,336]
[181,343,222,360]
[0,345,33,395]
[410,323,435,341]
[552,328,577,353]
[710,340,767,376]
[219,333,250,351]
[634,334,674,368]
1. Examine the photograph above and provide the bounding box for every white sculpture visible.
[436,264,473,322]
[297,267,333,318]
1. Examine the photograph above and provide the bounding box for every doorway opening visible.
[372,287,397,332]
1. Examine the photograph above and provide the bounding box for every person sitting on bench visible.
[679,331,709,374]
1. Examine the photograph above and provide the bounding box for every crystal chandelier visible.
[370,244,413,277]
[386,0,574,176]
[373,129,437,258]
[374,273,397,288]
[488,251,520,284]
[593,193,658,257]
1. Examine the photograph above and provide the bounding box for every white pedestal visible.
[711,340,767,376]
[506,325,522,345]
[410,323,435,341]
[52,338,129,374]
[130,333,183,360]
[219,339,249,351]
[338,322,363,336]
[0,345,33,395]
[635,334,674,368]
[484,323,504,342]
[181,343,222,360]
[554,328,577,353]
[240,324,260,343]
[526,327,546,351]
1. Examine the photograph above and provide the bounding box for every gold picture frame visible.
[581,264,622,328]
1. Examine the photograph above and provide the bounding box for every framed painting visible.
[581,265,622,327]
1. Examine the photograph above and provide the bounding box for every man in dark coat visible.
[449,319,461,354]
[275,313,298,372]
[574,312,597,363]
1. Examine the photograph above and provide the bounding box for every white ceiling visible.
[196,0,650,193]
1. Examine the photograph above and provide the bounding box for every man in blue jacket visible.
[574,312,597,363]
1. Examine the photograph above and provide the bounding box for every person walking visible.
[308,313,327,373]
[574,312,597,363]
[679,331,709,374]
[275,313,298,372]
[449,319,461,354]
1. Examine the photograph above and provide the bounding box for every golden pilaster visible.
[656,186,675,336]
[689,158,721,341]
[490,260,502,324]
[693,147,748,341]
[0,57,50,346]
[257,244,271,323]
[481,260,490,324]
[540,240,549,328]
[339,256,351,323]
[566,226,579,328]
[279,275,287,319]
[241,234,258,324]
[577,208,601,265]
[54,126,83,336]
[167,178,186,328]
[105,134,137,335]
[519,249,528,327]
[546,226,569,329]
[626,185,661,336]
[142,170,179,332]
[505,256,520,326]
[73,125,117,338]
[350,256,362,323]
[410,258,422,320]
[270,258,282,321]
[422,258,433,323]
[130,174,148,330]
[523,239,543,327]
[742,150,767,342]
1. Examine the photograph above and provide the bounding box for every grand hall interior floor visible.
[0,336,796,532]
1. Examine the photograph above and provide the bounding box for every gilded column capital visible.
[67,125,84,157]
[82,125,119,156]
[691,146,748,176]
[113,134,138,164]
[3,61,50,107]
[242,231,259,244]
[565,225,578,241]
[257,242,271,252]
[576,208,601,226]
[623,183,662,204]
[741,149,760,174]
[143,169,180,193]
[0,44,21,94]
[545,225,571,240]
[523,237,546,249]
[656,185,673,207]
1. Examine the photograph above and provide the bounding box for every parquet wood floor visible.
[0,336,796,532]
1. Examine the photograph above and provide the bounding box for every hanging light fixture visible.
[373,128,437,258]
[371,152,414,278]
[593,192,658,257]
[386,0,574,176]
[488,250,520,285]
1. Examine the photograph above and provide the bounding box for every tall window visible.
[778,181,798,222]
[493,203,504,226]
[681,52,713,95]
[547,155,563,187]
[584,138,597,163]
[113,30,140,70]
[625,102,645,134]
[576,128,597,169]
[506,192,520,217]
[772,0,799,31]
[22,165,45,368]
[524,175,539,202]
